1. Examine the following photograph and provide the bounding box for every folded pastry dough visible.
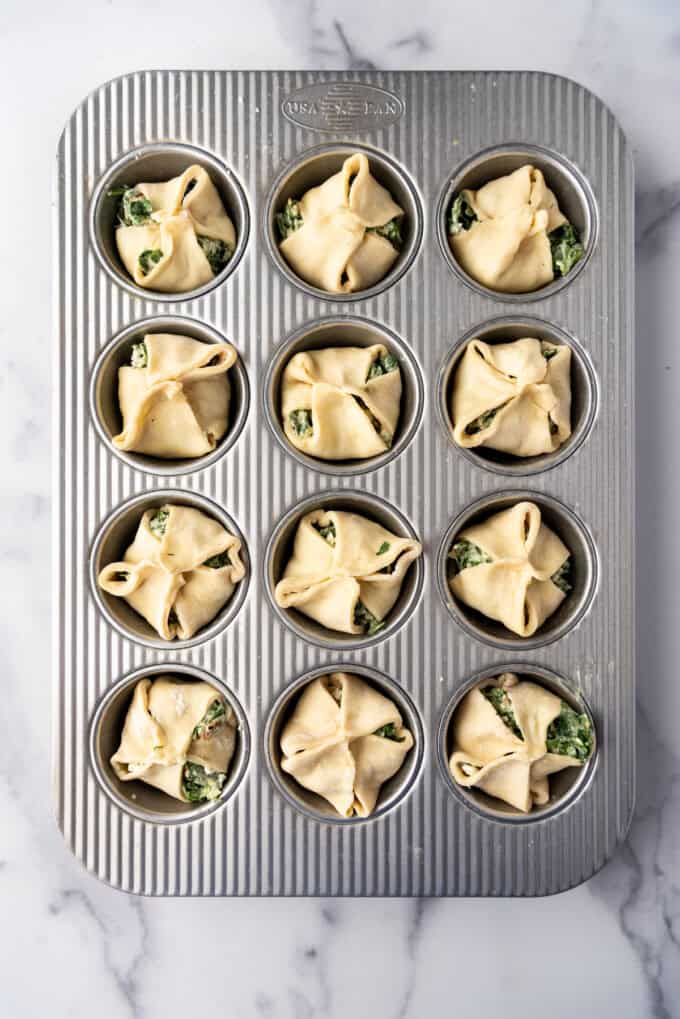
[452,337,571,457]
[449,673,593,812]
[98,503,245,640]
[281,344,402,460]
[449,501,571,637]
[114,332,237,459]
[277,153,404,294]
[113,164,236,292]
[448,164,579,293]
[281,672,414,817]
[274,509,422,636]
[111,676,237,803]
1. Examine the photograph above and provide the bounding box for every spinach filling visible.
[288,409,313,438]
[367,352,399,381]
[353,396,391,446]
[377,541,390,556]
[197,235,233,275]
[149,508,169,538]
[376,541,396,575]
[138,248,162,276]
[130,341,148,368]
[543,347,558,361]
[465,405,504,436]
[312,520,336,546]
[181,761,226,802]
[551,557,572,594]
[192,698,227,740]
[549,223,584,277]
[108,185,153,227]
[450,538,492,575]
[545,701,593,761]
[275,198,304,240]
[366,216,403,250]
[481,686,523,740]
[203,551,231,569]
[374,722,405,741]
[447,194,478,236]
[354,600,385,636]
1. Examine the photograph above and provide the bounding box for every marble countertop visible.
[2,0,678,1015]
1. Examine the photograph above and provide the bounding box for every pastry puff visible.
[114,333,236,458]
[115,165,236,292]
[449,673,585,812]
[98,504,245,640]
[449,501,570,637]
[280,153,403,293]
[281,672,414,817]
[281,344,402,460]
[274,509,422,635]
[111,677,237,801]
[452,337,571,457]
[450,165,567,293]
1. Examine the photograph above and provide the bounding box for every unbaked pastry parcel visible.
[452,336,571,457]
[449,672,594,812]
[274,509,422,637]
[447,164,584,293]
[98,503,245,640]
[280,672,414,817]
[110,164,236,292]
[114,332,237,459]
[448,501,571,637]
[111,676,237,803]
[282,344,401,460]
[275,152,404,294]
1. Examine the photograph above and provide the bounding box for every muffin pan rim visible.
[263,662,426,826]
[89,313,251,477]
[88,488,251,651]
[89,661,252,825]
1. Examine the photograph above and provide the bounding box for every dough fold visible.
[452,337,571,456]
[449,673,586,812]
[115,165,236,292]
[449,501,570,637]
[280,153,403,294]
[111,677,237,802]
[98,503,245,640]
[281,344,402,460]
[450,165,567,293]
[281,672,414,817]
[274,509,422,635]
[114,332,236,458]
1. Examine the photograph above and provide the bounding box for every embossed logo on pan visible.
[281,82,405,133]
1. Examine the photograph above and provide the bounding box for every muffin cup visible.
[89,489,250,650]
[436,490,598,650]
[263,316,424,476]
[89,663,250,824]
[437,315,598,477]
[90,315,250,476]
[436,142,598,301]
[264,664,424,824]
[437,662,598,824]
[264,142,423,301]
[89,142,249,301]
[264,490,424,651]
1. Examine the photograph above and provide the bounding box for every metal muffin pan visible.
[90,314,251,476]
[90,662,251,824]
[54,70,634,896]
[264,663,425,825]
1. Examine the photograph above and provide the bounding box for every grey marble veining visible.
[1,0,678,1015]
